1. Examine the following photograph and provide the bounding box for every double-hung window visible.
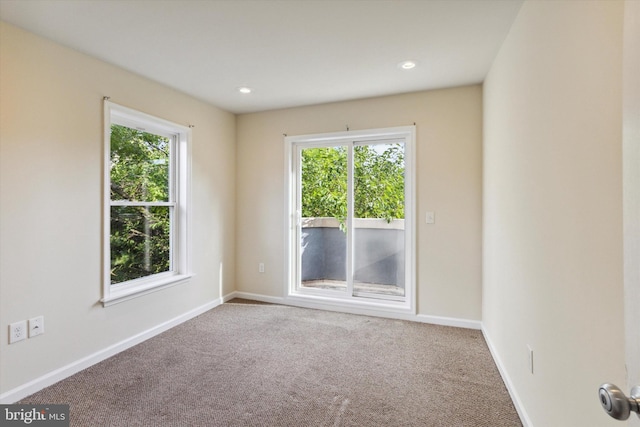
[102,101,191,306]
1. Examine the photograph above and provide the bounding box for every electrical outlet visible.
[259,263,265,273]
[9,321,27,344]
[29,316,44,338]
[527,345,534,374]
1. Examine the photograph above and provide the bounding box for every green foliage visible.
[109,125,171,284]
[354,144,404,222]
[110,125,169,202]
[301,144,404,226]
[301,146,348,222]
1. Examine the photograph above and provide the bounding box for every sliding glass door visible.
[298,144,348,295]
[288,127,414,308]
[352,141,405,300]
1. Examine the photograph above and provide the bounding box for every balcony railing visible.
[300,217,405,296]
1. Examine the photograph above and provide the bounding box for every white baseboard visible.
[221,290,242,303]
[232,291,481,330]
[482,326,532,427]
[226,291,285,305]
[415,313,482,330]
[0,297,226,404]
[1,291,486,405]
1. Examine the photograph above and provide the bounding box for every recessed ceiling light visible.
[398,60,417,70]
[238,87,252,94]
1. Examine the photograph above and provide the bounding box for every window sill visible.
[101,273,193,307]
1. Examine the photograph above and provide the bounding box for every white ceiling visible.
[0,0,523,114]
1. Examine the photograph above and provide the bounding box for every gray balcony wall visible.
[301,218,405,287]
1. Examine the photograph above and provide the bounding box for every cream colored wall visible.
[236,86,483,320]
[0,22,236,394]
[483,1,626,426]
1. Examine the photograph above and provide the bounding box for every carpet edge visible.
[0,297,224,404]
[482,326,533,427]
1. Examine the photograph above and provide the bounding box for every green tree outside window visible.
[110,124,172,284]
[301,144,405,228]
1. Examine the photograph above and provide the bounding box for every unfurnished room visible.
[1,1,639,426]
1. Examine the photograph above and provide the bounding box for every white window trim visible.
[284,126,416,315]
[102,101,192,307]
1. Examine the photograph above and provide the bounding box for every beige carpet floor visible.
[20,299,522,426]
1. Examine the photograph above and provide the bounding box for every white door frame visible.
[284,126,416,316]
[623,1,640,424]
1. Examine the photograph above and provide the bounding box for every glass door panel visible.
[298,145,348,294]
[353,142,405,298]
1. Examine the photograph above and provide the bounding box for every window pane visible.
[353,143,405,297]
[110,124,170,202]
[110,206,171,284]
[299,146,347,293]
[353,143,404,221]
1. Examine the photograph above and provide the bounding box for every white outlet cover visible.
[29,316,44,338]
[9,320,27,344]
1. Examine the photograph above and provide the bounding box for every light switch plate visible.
[426,211,435,224]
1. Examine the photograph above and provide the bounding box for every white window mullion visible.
[110,201,175,207]
[346,143,355,298]
[296,145,303,293]
[168,134,177,273]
